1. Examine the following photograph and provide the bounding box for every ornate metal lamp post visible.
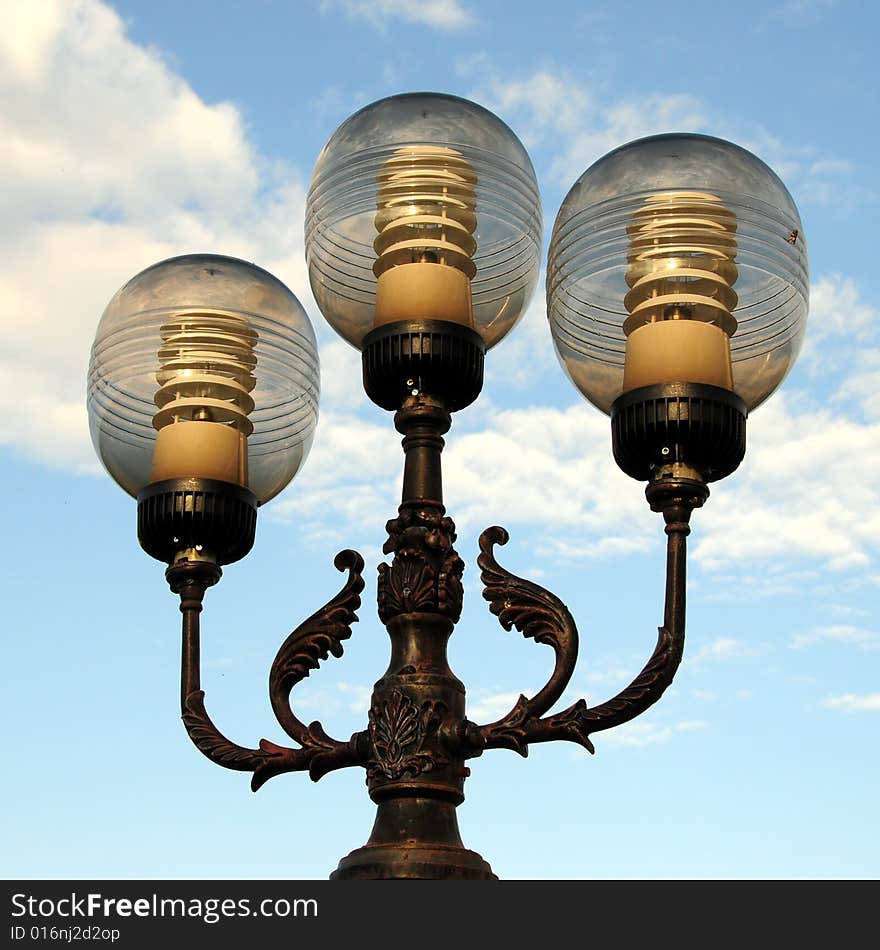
[86,93,809,879]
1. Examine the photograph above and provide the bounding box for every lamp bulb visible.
[373,145,478,327]
[149,309,258,487]
[622,191,738,392]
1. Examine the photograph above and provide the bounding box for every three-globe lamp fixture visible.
[87,92,808,880]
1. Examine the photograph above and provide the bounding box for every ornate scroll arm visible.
[168,554,369,793]
[180,690,314,789]
[267,550,369,778]
[552,482,699,740]
[466,478,706,758]
[467,526,579,756]
[494,621,681,753]
[169,559,302,786]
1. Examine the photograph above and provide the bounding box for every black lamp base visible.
[137,478,258,565]
[362,319,485,412]
[611,382,747,483]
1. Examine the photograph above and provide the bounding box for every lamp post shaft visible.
[332,394,495,879]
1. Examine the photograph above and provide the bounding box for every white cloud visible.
[4,4,877,596]
[290,681,372,719]
[702,568,821,601]
[288,688,339,713]
[476,71,595,147]
[466,691,524,723]
[692,391,880,573]
[320,0,472,31]
[584,668,646,688]
[442,402,648,538]
[784,674,818,686]
[687,638,761,667]
[274,354,880,577]
[790,625,878,650]
[835,348,880,422]
[770,0,838,21]
[471,68,706,187]
[336,681,373,714]
[809,159,854,177]
[0,0,65,81]
[467,65,862,208]
[800,275,878,384]
[268,410,400,516]
[822,693,880,713]
[824,604,869,620]
[537,535,651,561]
[483,285,557,390]
[318,340,369,413]
[600,719,708,748]
[0,0,311,473]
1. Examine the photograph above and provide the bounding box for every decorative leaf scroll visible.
[182,691,362,791]
[269,549,365,749]
[180,550,369,792]
[477,526,579,724]
[467,524,688,759]
[271,549,365,698]
[251,730,365,791]
[561,623,682,736]
[533,700,596,755]
[180,689,321,790]
[492,626,682,754]
[367,689,449,784]
[378,554,438,616]
[182,690,275,772]
[378,506,464,623]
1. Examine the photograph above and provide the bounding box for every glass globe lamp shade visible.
[547,133,809,415]
[87,254,320,507]
[304,92,542,351]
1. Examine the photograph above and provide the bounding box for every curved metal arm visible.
[465,478,708,758]
[469,526,579,755]
[267,549,369,783]
[167,552,370,792]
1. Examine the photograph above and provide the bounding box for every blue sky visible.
[2,0,878,880]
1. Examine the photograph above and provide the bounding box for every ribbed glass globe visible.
[305,92,542,349]
[87,254,320,504]
[547,133,809,413]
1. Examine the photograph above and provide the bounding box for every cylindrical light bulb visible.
[149,308,258,487]
[373,145,477,328]
[622,191,738,392]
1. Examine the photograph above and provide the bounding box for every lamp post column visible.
[331,394,494,880]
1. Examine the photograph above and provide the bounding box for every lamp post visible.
[86,93,808,880]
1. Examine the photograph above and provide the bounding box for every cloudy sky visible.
[2,0,877,880]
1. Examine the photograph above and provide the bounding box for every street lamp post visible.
[86,93,808,879]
